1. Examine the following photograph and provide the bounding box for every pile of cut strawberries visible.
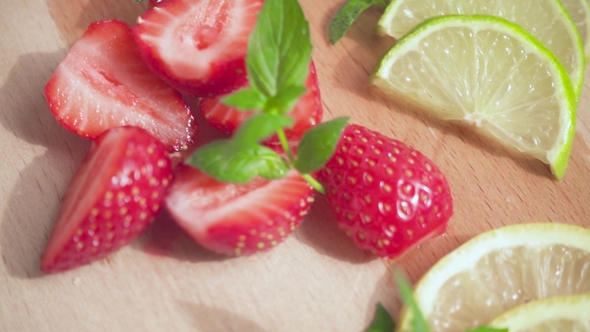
[41,0,453,273]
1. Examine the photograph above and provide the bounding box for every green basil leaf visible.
[365,303,395,332]
[265,85,308,115]
[394,272,431,332]
[186,140,289,183]
[234,113,294,144]
[328,0,387,44]
[294,117,349,174]
[466,327,508,332]
[222,88,268,111]
[246,0,312,100]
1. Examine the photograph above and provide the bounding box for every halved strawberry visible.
[44,19,198,152]
[200,61,323,143]
[164,164,314,256]
[42,126,173,273]
[133,0,264,97]
[317,124,453,258]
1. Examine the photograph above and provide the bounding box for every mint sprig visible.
[224,0,312,115]
[187,114,293,183]
[328,0,388,44]
[188,0,349,192]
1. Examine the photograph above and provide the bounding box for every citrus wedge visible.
[488,294,590,331]
[372,15,576,179]
[561,0,590,61]
[376,0,585,96]
[396,223,590,332]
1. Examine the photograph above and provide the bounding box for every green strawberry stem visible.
[277,127,326,194]
[277,128,295,162]
[303,173,325,194]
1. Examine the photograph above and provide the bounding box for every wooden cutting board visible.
[1,0,588,331]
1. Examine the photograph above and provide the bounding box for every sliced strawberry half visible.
[165,164,314,256]
[42,126,173,273]
[200,61,323,143]
[133,0,264,97]
[44,19,198,152]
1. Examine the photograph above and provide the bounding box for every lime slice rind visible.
[488,294,590,331]
[561,0,590,62]
[372,15,576,179]
[376,0,585,97]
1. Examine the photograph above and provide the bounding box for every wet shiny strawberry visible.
[317,124,453,258]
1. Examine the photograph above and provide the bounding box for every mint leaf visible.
[233,114,294,143]
[365,303,395,332]
[394,272,431,332]
[187,140,289,183]
[187,114,293,183]
[222,88,267,111]
[265,85,308,115]
[243,0,312,110]
[466,327,508,332]
[329,0,387,44]
[294,117,349,173]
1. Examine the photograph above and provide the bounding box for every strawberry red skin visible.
[42,126,173,273]
[317,124,453,258]
[133,0,264,97]
[200,61,323,143]
[44,19,198,153]
[165,165,314,256]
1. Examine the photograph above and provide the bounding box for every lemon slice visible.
[395,223,590,332]
[372,15,576,179]
[488,294,590,331]
[376,0,585,97]
[561,0,590,61]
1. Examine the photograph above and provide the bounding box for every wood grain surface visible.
[1,0,589,331]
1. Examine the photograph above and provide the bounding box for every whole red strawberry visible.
[317,124,453,258]
[41,126,173,273]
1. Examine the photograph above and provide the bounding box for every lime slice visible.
[372,15,576,179]
[488,294,590,331]
[561,0,590,61]
[396,223,590,332]
[376,0,585,97]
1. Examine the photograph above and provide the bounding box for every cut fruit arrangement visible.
[38,0,590,330]
[41,0,453,273]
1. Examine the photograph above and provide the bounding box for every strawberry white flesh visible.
[200,61,323,143]
[42,126,173,273]
[44,19,198,152]
[165,165,314,256]
[133,0,264,97]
